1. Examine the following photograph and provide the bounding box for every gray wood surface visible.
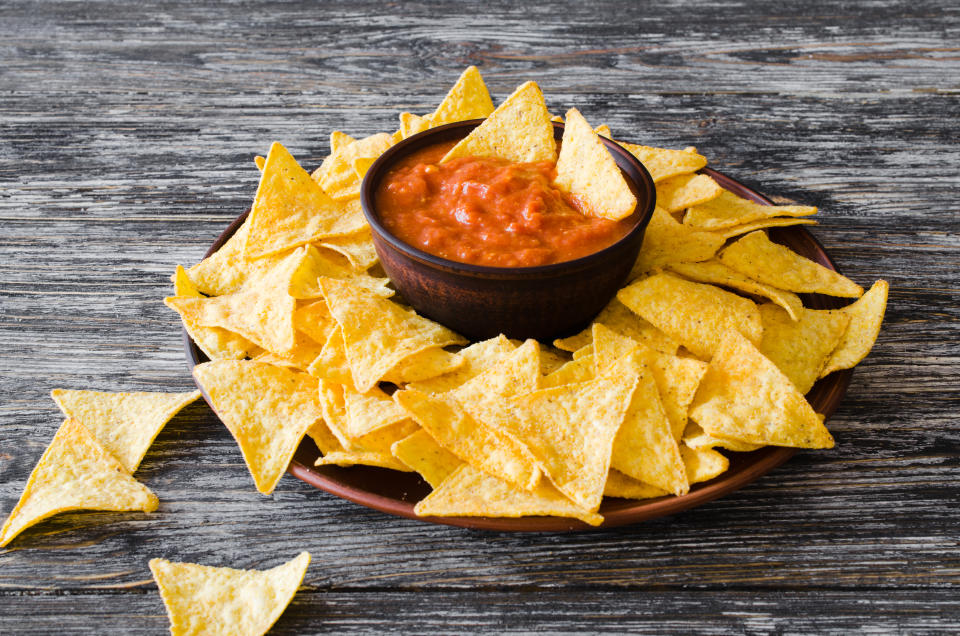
[1,0,957,633]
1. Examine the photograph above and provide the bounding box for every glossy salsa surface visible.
[375,141,635,268]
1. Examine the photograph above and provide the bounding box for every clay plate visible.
[184,168,853,532]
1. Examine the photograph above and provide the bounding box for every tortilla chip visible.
[50,388,201,473]
[394,388,541,490]
[820,280,889,376]
[399,112,432,139]
[349,419,419,454]
[617,272,763,360]
[441,81,556,164]
[193,360,323,494]
[173,266,257,360]
[320,278,466,392]
[431,65,495,125]
[682,421,763,453]
[630,206,725,278]
[306,420,343,455]
[391,429,464,488]
[382,347,464,384]
[342,385,410,439]
[315,449,412,471]
[554,297,679,355]
[535,346,567,375]
[307,325,354,385]
[287,244,392,300]
[353,156,376,181]
[689,330,834,448]
[554,108,636,220]
[186,222,292,297]
[758,303,850,393]
[415,463,603,527]
[407,335,516,394]
[314,378,352,449]
[719,231,863,298]
[711,217,817,240]
[500,349,641,511]
[667,259,804,321]
[253,155,265,171]
[449,339,542,425]
[680,445,730,483]
[594,124,612,138]
[685,189,817,230]
[292,299,335,346]
[149,552,310,636]
[312,132,394,201]
[604,469,669,500]
[655,173,722,213]
[244,142,358,259]
[0,419,158,547]
[618,143,707,183]
[572,343,593,360]
[316,229,380,272]
[542,354,595,388]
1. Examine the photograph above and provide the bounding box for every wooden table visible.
[1,1,957,633]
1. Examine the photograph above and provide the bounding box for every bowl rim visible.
[358,118,656,277]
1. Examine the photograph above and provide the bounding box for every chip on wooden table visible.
[820,280,889,377]
[554,107,636,220]
[431,65,495,126]
[684,189,817,230]
[0,419,158,547]
[149,551,310,636]
[193,360,323,494]
[51,387,201,473]
[441,81,556,164]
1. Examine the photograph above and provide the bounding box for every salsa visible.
[375,141,635,267]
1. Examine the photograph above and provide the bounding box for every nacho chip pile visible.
[161,66,888,527]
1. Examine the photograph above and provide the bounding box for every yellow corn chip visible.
[820,280,889,377]
[618,143,707,183]
[287,244,392,300]
[415,463,603,527]
[617,272,763,360]
[406,335,516,394]
[572,343,593,360]
[685,189,817,230]
[316,228,380,272]
[330,130,353,153]
[353,156,375,180]
[604,469,669,500]
[314,378,352,449]
[50,388,200,473]
[382,346,464,384]
[680,444,730,483]
[441,81,556,164]
[758,303,850,393]
[315,449,412,471]
[594,124,612,138]
[537,346,568,375]
[554,108,636,220]
[342,385,410,439]
[253,155,265,171]
[630,206,725,278]
[320,278,466,392]
[655,173,722,213]
[185,222,291,297]
[667,259,804,321]
[682,421,763,453]
[173,266,257,360]
[689,330,834,448]
[306,420,343,455]
[292,299,335,346]
[244,142,358,259]
[554,297,679,355]
[149,551,310,636]
[394,388,541,491]
[399,112,432,139]
[719,231,863,297]
[431,65,495,125]
[312,132,394,200]
[711,216,817,240]
[0,419,158,547]
[307,325,354,386]
[193,360,323,494]
[542,354,595,388]
[350,419,419,455]
[391,429,464,488]
[500,349,641,511]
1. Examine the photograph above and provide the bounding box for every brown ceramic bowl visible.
[358,119,657,342]
[184,168,853,532]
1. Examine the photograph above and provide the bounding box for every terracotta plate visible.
[184,169,853,532]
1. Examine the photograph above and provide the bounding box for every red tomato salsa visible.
[375,141,635,267]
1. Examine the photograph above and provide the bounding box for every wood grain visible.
[1,0,958,632]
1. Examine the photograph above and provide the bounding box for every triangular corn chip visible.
[315,450,411,471]
[618,143,707,183]
[185,221,289,297]
[667,259,804,321]
[604,469,669,500]
[406,335,516,394]
[314,378,353,449]
[719,231,863,297]
[287,244,392,300]
[253,155,265,171]
[306,420,343,455]
[820,280,889,377]
[391,429,464,489]
[319,278,466,392]
[710,216,817,240]
[50,388,200,473]
[307,325,354,385]
[537,346,568,375]
[415,463,603,527]
[316,229,380,271]
[399,112,432,139]
[617,272,763,360]
[149,551,310,636]
[630,206,725,278]
[342,385,410,439]
[685,189,817,230]
[689,330,834,448]
[542,354,595,388]
[655,173,722,213]
[682,421,763,453]
[441,81,556,164]
[382,347,464,384]
[431,65,495,125]
[554,297,679,355]
[680,444,730,483]
[449,339,542,422]
[594,124,613,138]
[193,361,323,494]
[554,108,636,220]
[0,419,158,547]
[757,303,850,393]
[291,299,335,346]
[244,142,357,259]
[173,266,257,360]
[312,132,394,200]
